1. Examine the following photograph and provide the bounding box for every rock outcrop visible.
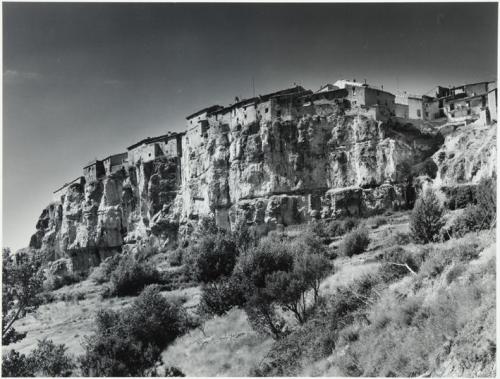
[30,103,494,272]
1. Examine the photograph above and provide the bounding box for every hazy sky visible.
[3,2,498,250]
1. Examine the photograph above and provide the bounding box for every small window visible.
[352,87,356,95]
[450,103,455,111]
[265,108,269,113]
[277,110,282,117]
[417,109,421,117]
[425,111,429,118]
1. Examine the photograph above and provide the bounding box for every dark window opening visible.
[265,108,269,113]
[450,103,455,111]
[417,109,421,117]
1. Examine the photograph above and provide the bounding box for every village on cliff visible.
[53,78,497,196]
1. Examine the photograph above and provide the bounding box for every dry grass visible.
[161,308,273,376]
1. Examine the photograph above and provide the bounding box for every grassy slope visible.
[4,210,494,377]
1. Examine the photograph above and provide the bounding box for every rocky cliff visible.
[29,105,494,272]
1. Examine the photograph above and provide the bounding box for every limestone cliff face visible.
[31,157,181,272]
[432,121,497,186]
[30,107,449,272]
[177,111,440,231]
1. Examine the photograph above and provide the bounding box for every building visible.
[201,86,309,136]
[395,103,409,118]
[127,132,184,165]
[407,95,441,120]
[487,82,497,122]
[103,152,128,175]
[53,177,85,201]
[83,160,105,183]
[438,81,494,122]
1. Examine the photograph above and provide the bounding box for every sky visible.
[2,2,498,250]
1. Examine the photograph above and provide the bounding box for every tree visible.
[409,188,445,244]
[195,234,238,284]
[79,285,191,376]
[2,248,45,345]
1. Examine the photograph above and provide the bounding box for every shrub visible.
[409,188,445,244]
[80,285,191,376]
[450,176,496,237]
[2,248,45,345]
[310,218,360,239]
[29,338,75,376]
[379,246,424,282]
[89,254,121,284]
[340,228,370,257]
[107,255,162,296]
[198,275,246,316]
[2,339,74,377]
[475,176,496,227]
[195,234,239,284]
[2,350,35,377]
[169,248,184,267]
[164,366,186,377]
[233,235,333,333]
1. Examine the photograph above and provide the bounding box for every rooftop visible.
[186,105,224,120]
[127,131,184,151]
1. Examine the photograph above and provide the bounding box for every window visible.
[277,110,282,117]
[417,109,421,118]
[265,108,269,113]
[352,87,356,95]
[244,114,247,119]
[449,103,455,111]
[425,111,429,118]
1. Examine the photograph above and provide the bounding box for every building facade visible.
[103,153,128,176]
[83,160,105,183]
[127,132,184,165]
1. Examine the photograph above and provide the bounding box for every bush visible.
[107,255,162,297]
[3,248,45,345]
[450,176,496,237]
[378,246,424,282]
[29,338,75,376]
[409,188,445,244]
[2,350,35,377]
[232,234,333,335]
[340,228,370,257]
[2,339,74,377]
[169,248,184,267]
[475,176,496,226]
[164,366,186,377]
[310,217,359,239]
[195,233,239,284]
[198,275,246,316]
[80,285,191,376]
[89,254,121,284]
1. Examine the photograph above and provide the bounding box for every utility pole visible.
[252,76,255,97]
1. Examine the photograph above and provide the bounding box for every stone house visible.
[83,160,105,183]
[127,132,184,165]
[439,81,494,122]
[407,95,441,120]
[103,152,128,176]
[53,176,85,201]
[205,86,309,133]
[487,83,497,122]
